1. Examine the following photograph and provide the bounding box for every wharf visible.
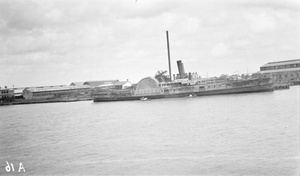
[0,98,93,106]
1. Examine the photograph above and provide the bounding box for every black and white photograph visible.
[0,0,299,175]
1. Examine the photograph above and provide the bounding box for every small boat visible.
[188,94,196,98]
[140,97,150,101]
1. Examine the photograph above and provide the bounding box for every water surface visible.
[0,86,299,175]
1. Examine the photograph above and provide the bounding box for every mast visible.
[166,31,172,81]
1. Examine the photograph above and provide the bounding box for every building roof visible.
[70,82,85,86]
[83,80,119,87]
[26,85,67,89]
[113,81,131,86]
[24,85,91,93]
[14,89,24,94]
[261,59,300,67]
[97,84,114,87]
[96,81,132,88]
[259,67,300,74]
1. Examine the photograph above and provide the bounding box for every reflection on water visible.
[0,86,299,175]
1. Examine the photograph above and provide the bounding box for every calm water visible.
[0,87,299,175]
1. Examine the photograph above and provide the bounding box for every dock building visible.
[258,59,300,85]
[22,80,131,100]
[23,85,92,100]
[70,80,121,87]
[0,86,14,102]
[12,88,24,99]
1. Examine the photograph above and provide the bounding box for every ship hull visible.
[93,83,274,102]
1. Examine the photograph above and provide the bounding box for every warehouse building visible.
[70,80,121,87]
[258,59,300,85]
[12,88,24,99]
[23,86,92,100]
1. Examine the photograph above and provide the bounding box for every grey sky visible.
[0,0,299,87]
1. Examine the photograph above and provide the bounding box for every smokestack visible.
[166,31,172,81]
[177,60,185,79]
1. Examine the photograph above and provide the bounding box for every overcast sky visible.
[0,0,299,87]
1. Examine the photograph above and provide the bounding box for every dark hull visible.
[94,84,274,102]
